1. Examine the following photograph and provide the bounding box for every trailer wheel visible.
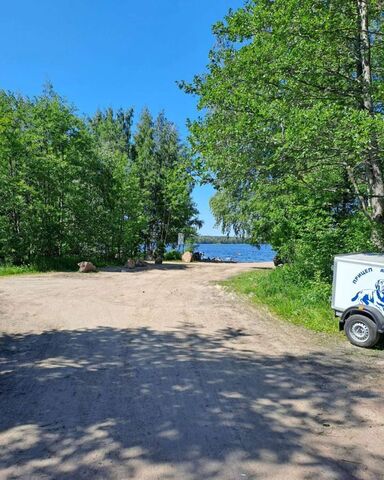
[345,314,380,348]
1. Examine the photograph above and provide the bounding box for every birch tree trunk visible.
[357,0,384,248]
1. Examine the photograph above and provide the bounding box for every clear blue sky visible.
[0,0,244,235]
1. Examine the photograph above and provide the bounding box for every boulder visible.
[182,251,193,263]
[125,258,136,269]
[136,259,148,268]
[78,261,97,273]
[154,257,163,265]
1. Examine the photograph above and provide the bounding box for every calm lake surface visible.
[195,243,275,263]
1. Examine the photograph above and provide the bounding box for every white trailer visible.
[332,253,384,347]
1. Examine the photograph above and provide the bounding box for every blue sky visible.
[0,0,244,235]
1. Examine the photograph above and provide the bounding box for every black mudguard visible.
[340,305,384,333]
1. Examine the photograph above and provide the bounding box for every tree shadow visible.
[0,327,382,479]
[99,263,189,273]
[246,265,275,270]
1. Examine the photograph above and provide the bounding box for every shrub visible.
[164,250,182,261]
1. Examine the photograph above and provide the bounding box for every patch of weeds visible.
[222,266,337,333]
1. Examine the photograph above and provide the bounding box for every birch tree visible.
[183,0,384,277]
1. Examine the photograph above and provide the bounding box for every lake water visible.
[195,244,275,263]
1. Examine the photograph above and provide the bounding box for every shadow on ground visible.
[0,327,382,479]
[99,263,189,273]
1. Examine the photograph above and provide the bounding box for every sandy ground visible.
[1,261,384,480]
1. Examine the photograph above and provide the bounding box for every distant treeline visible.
[196,236,250,244]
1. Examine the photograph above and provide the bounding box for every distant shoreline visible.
[193,243,275,263]
[196,236,252,245]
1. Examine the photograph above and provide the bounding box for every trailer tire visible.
[345,314,380,348]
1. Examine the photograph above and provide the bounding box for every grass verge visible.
[0,256,122,277]
[0,265,40,276]
[222,266,338,333]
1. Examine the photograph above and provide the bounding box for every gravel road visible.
[1,262,383,480]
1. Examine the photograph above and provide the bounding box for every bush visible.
[164,250,182,261]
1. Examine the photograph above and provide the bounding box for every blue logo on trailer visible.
[351,279,384,313]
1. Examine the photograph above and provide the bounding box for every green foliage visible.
[183,0,384,281]
[0,265,39,276]
[89,107,145,259]
[223,267,337,333]
[0,87,114,262]
[133,110,201,259]
[197,235,249,244]
[163,249,182,260]
[184,242,196,253]
[0,87,200,268]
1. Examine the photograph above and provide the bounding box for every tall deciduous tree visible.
[183,0,384,278]
[0,88,200,266]
[90,107,145,259]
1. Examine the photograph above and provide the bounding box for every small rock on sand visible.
[125,259,136,269]
[182,251,193,263]
[78,261,97,273]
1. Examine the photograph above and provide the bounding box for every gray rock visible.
[125,259,136,269]
[78,261,97,273]
[136,259,148,268]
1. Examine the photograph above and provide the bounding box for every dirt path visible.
[1,262,384,480]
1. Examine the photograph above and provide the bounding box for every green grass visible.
[0,265,40,276]
[222,267,338,333]
[0,256,122,277]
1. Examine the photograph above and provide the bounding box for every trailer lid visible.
[334,253,384,266]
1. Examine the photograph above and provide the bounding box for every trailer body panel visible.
[332,254,384,315]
